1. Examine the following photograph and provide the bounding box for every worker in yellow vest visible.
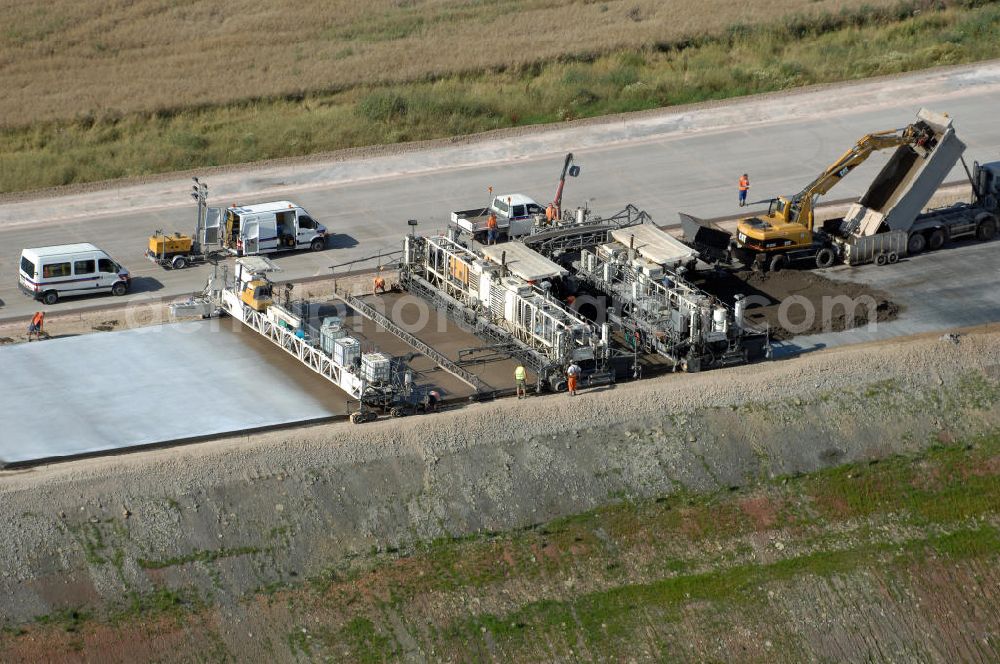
[514,364,527,399]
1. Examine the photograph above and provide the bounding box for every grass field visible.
[6,431,999,660]
[1,0,999,192]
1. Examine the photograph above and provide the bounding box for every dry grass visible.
[0,0,906,127]
[2,0,999,192]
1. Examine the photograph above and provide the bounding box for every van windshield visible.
[20,256,35,277]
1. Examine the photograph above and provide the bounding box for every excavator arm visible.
[787,121,936,228]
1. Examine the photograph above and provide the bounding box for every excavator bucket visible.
[678,212,732,262]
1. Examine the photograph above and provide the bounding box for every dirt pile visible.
[697,268,901,340]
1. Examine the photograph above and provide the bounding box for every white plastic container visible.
[333,336,360,368]
[320,317,346,355]
[361,352,392,383]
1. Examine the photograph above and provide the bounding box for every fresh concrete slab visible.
[0,319,346,465]
[773,238,1000,356]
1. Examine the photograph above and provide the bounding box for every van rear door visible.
[202,207,223,246]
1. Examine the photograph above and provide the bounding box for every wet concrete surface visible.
[0,319,347,465]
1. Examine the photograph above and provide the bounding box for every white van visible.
[221,201,327,256]
[18,244,131,305]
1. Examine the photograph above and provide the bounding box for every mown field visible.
[1,0,999,192]
[4,431,998,661]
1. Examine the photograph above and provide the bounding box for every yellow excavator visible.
[733,120,938,271]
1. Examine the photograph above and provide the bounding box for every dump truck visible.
[683,109,998,270]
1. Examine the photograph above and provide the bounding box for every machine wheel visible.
[887,251,899,265]
[390,407,405,418]
[171,254,188,269]
[814,247,836,269]
[42,290,59,305]
[907,232,926,255]
[310,237,326,252]
[977,217,997,241]
[875,253,888,266]
[927,229,946,251]
[111,281,128,296]
[552,379,568,393]
[768,254,787,273]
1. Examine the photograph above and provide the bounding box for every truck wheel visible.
[310,238,326,252]
[814,247,836,269]
[887,251,899,264]
[907,232,926,254]
[42,290,59,305]
[977,217,997,241]
[768,254,787,273]
[111,281,128,296]
[171,255,188,269]
[927,229,945,251]
[875,254,888,266]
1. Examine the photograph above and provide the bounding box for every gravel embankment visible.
[0,326,997,626]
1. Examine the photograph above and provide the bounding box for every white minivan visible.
[18,244,131,305]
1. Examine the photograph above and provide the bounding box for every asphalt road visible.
[2,61,1000,322]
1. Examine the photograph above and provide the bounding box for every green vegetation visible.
[5,429,999,659]
[3,0,1000,192]
[110,587,199,624]
[137,545,262,570]
[33,607,91,634]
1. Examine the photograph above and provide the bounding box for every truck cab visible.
[450,194,544,241]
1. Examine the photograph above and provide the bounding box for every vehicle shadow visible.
[328,234,359,250]
[129,277,164,294]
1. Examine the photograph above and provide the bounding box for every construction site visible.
[1,96,1000,661]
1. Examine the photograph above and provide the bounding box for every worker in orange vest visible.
[545,203,557,224]
[566,362,582,396]
[738,173,750,207]
[373,274,386,293]
[27,311,45,341]
[486,212,498,245]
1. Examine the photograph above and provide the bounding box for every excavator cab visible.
[737,196,815,253]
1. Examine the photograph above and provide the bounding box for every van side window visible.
[74,259,96,275]
[526,203,543,215]
[513,205,526,217]
[298,215,315,230]
[42,262,71,278]
[20,257,36,277]
[98,258,117,273]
